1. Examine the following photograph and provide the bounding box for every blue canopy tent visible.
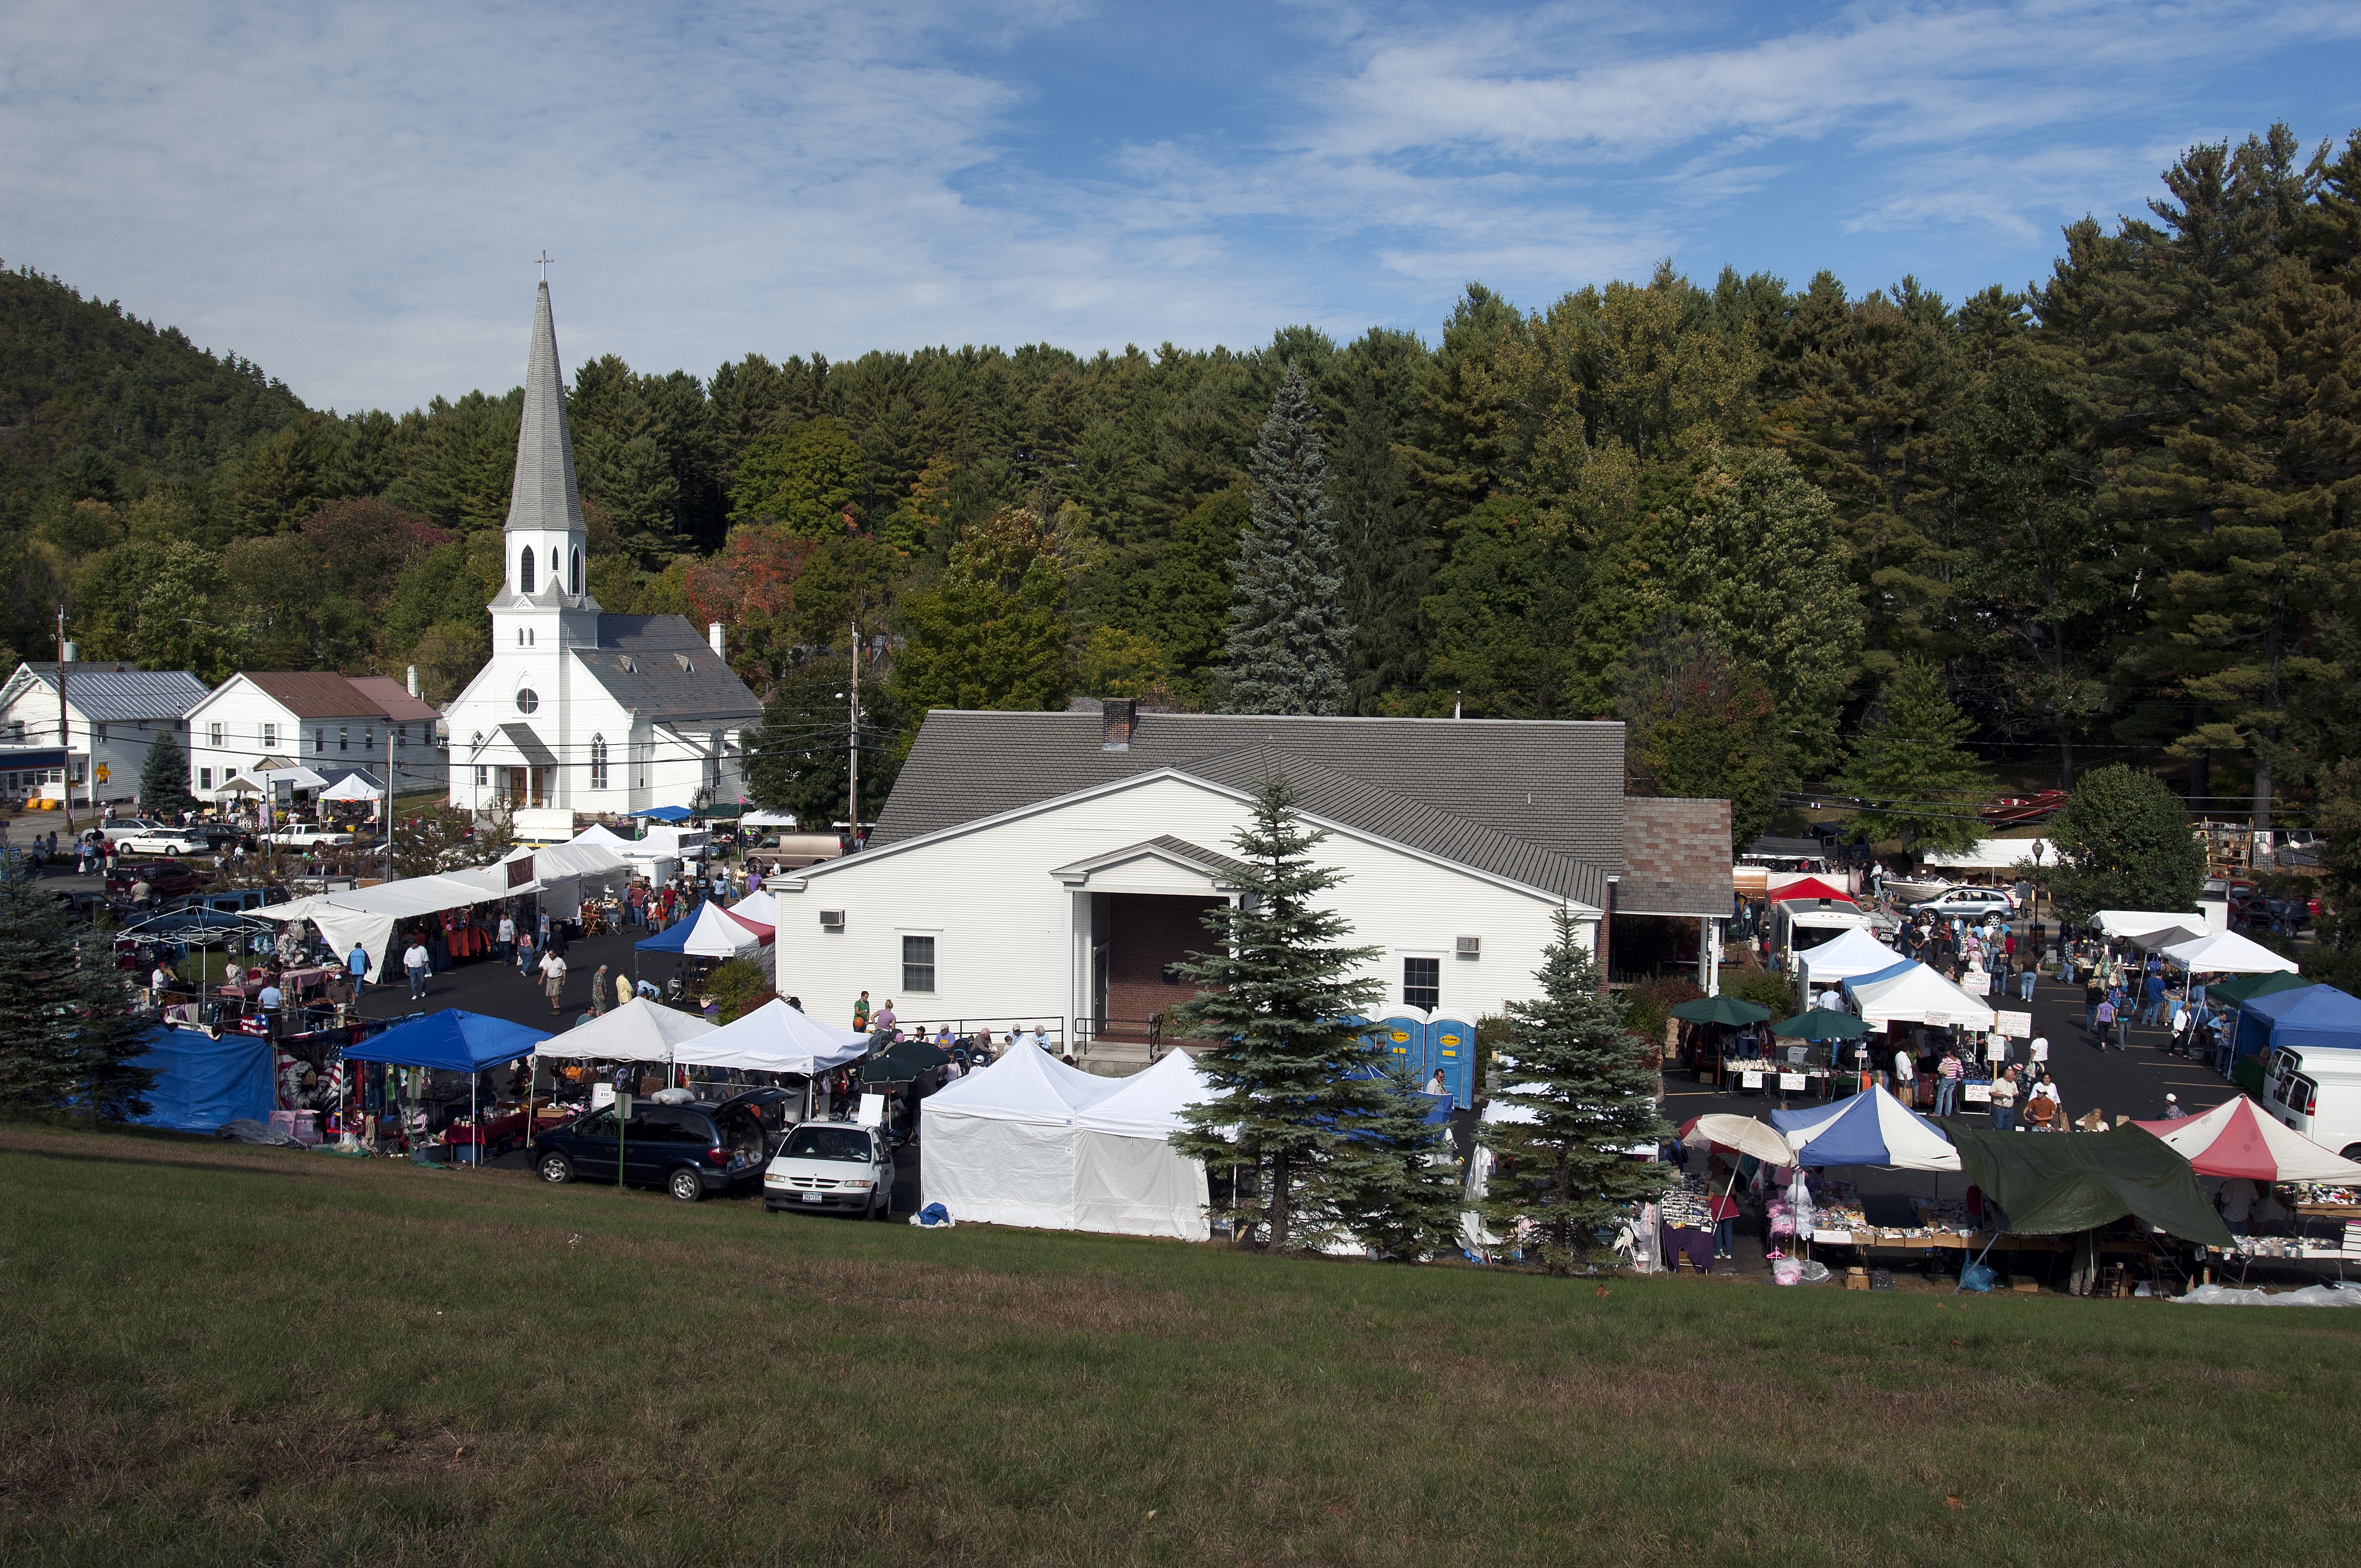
[1769,1085,1961,1170]
[627,805,694,823]
[130,1025,276,1133]
[2235,984,2361,1062]
[342,1010,553,1163]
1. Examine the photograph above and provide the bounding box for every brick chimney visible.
[1101,697,1138,752]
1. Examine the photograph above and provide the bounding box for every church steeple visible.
[493,279,598,628]
[506,280,587,539]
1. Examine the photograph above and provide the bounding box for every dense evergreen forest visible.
[3,124,2357,844]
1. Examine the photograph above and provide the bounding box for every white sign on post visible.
[1998,1010,2033,1037]
[1963,1082,1992,1104]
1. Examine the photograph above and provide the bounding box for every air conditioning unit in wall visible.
[1455,935,1481,958]
[819,910,845,932]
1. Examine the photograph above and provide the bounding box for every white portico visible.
[442,282,759,839]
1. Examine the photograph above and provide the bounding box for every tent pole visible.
[1952,1228,2004,1294]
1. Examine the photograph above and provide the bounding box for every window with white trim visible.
[262,722,276,749]
[589,734,608,791]
[209,721,224,747]
[1403,956,1440,1012]
[199,768,212,790]
[902,934,937,994]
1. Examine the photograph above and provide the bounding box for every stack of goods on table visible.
[1658,1173,1714,1232]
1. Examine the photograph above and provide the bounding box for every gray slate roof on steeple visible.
[504,282,587,537]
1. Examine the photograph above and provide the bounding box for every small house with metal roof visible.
[0,661,209,808]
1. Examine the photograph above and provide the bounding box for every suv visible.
[763,1121,897,1219]
[105,859,207,902]
[1907,886,2015,921]
[534,1095,770,1202]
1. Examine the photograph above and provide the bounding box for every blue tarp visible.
[130,1026,275,1133]
[2238,984,2361,1057]
[628,805,694,822]
[342,1009,552,1072]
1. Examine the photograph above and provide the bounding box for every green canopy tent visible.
[2208,971,2311,1009]
[1670,996,1772,1027]
[1771,1008,1868,1039]
[1943,1122,2233,1292]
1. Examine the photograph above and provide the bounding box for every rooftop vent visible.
[1102,697,1138,752]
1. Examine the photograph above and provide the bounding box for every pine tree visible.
[1169,772,1386,1250]
[1324,1063,1465,1262]
[139,729,195,817]
[1477,907,1672,1276]
[1221,366,1352,715]
[1835,657,1993,860]
[893,507,1070,713]
[0,852,153,1120]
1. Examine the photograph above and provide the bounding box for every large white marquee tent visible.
[921,1044,1212,1239]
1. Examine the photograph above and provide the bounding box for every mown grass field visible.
[2,1123,2354,1567]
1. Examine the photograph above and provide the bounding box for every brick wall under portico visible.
[1102,892,1223,1036]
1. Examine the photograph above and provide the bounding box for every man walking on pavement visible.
[404,934,432,1000]
[348,942,370,1003]
[538,946,568,1014]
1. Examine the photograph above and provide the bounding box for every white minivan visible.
[2262,1047,2361,1161]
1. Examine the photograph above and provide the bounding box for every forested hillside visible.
[4,124,2357,840]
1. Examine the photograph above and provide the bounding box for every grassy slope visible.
[2,1125,2355,1568]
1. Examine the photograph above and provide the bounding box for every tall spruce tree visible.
[1324,1064,1465,1262]
[1477,907,1672,1276]
[1835,657,1993,860]
[0,852,153,1119]
[138,730,196,817]
[1169,772,1386,1250]
[1221,366,1353,714]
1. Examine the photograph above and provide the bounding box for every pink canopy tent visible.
[2131,1097,2361,1183]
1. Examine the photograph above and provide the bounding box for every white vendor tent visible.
[2097,909,2210,940]
[2161,929,2302,976]
[689,998,868,1076]
[919,1043,1120,1231]
[534,998,717,1063]
[742,809,797,828]
[259,865,513,981]
[1799,927,1904,985]
[567,823,682,881]
[663,901,767,957]
[728,889,779,925]
[1072,1050,1215,1240]
[1920,839,2053,871]
[1843,961,1997,1030]
[317,773,383,802]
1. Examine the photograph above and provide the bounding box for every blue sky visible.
[7,1,2358,411]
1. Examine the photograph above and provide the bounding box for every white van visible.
[1771,900,1876,974]
[2262,1047,2361,1161]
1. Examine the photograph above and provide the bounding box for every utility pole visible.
[847,617,860,849]
[55,606,74,832]
[384,721,396,878]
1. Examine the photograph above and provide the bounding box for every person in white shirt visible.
[403,938,432,1000]
[2028,1035,2049,1072]
[1815,987,1844,1012]
[1891,1046,1916,1102]
[496,914,516,959]
[538,948,568,1014]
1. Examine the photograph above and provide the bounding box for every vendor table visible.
[1809,1229,2068,1253]
[1718,1057,1840,1099]
[220,965,336,1000]
[444,1107,529,1152]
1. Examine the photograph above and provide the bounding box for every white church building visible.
[443,282,759,841]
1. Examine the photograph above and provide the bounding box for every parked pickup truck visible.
[264,826,356,849]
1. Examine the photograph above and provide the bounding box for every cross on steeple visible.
[535,250,555,282]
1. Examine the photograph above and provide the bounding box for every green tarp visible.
[1943,1123,2234,1246]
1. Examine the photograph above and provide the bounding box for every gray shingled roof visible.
[9,665,210,723]
[1618,797,1736,918]
[572,617,761,725]
[505,281,587,538]
[872,709,1629,905]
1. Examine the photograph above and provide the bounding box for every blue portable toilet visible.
[1426,1018,1477,1108]
[1375,1015,1425,1081]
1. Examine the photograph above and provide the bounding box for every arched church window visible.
[551,547,561,582]
[571,548,582,596]
[520,548,536,594]
[515,689,540,715]
[589,734,608,791]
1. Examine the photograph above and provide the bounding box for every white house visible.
[442,281,760,841]
[0,661,209,808]
[767,703,1733,1097]
[184,671,447,801]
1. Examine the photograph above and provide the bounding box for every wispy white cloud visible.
[2,0,2353,406]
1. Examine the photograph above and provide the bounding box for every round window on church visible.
[515,689,540,715]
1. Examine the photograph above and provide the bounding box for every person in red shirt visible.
[1709,1192,1741,1260]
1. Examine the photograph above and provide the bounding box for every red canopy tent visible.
[2131,1097,2361,1183]
[1770,876,1855,905]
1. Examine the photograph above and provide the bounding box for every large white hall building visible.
[442,284,758,840]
